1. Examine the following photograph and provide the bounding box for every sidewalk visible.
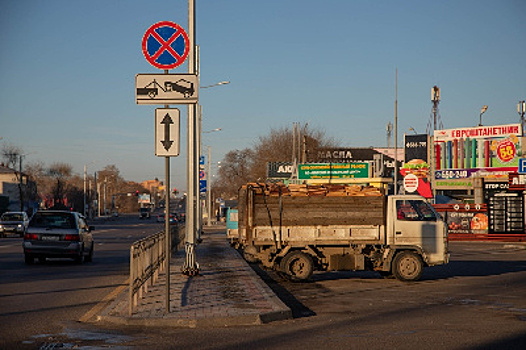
[95,225,292,327]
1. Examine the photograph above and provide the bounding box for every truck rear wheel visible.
[392,251,424,282]
[280,251,313,281]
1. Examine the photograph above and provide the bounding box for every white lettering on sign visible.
[277,165,293,173]
[318,150,353,159]
[511,176,526,185]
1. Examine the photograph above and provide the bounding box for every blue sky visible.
[1,0,525,191]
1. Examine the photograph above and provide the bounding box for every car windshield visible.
[29,213,76,229]
[1,213,24,221]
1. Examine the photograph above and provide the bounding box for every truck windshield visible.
[396,200,438,221]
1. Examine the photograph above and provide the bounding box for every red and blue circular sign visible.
[142,21,190,70]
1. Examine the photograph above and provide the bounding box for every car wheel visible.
[25,254,34,264]
[75,249,84,264]
[392,251,424,282]
[85,245,94,263]
[280,251,314,281]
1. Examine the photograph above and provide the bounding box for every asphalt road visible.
[1,216,526,349]
[0,214,162,349]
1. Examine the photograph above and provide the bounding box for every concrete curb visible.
[91,227,292,328]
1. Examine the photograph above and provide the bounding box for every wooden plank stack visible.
[244,182,382,197]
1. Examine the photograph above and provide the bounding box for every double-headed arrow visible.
[160,113,174,151]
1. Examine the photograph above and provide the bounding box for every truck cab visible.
[383,195,449,280]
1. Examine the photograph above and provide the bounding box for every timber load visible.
[242,182,383,197]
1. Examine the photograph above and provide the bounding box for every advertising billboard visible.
[434,203,489,235]
[298,163,370,180]
[433,124,522,189]
[402,134,432,198]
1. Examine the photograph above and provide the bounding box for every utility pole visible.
[19,155,24,211]
[182,0,200,276]
[518,100,526,135]
[394,69,398,195]
[207,145,212,226]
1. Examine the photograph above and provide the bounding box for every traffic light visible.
[135,190,139,196]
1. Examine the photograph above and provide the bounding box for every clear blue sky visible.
[1,0,525,191]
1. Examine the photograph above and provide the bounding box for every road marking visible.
[79,278,129,323]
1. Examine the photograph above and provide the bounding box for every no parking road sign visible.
[142,21,189,70]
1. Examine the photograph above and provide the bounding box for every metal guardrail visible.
[129,230,167,316]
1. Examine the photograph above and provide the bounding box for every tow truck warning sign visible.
[135,74,199,105]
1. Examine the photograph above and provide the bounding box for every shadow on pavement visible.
[248,263,315,319]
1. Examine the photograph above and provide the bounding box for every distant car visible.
[156,213,177,224]
[0,211,30,237]
[139,207,151,219]
[23,210,94,264]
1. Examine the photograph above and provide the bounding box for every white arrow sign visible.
[155,108,180,157]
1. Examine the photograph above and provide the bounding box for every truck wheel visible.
[392,251,424,282]
[280,251,314,281]
[25,254,34,265]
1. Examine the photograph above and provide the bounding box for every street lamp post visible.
[202,129,222,226]
[201,81,230,89]
[207,146,212,226]
[518,100,526,134]
[479,105,488,126]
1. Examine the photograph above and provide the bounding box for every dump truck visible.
[234,183,449,282]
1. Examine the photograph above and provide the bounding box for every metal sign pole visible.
[164,69,171,313]
[183,0,199,276]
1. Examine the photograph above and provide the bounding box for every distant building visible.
[0,165,37,214]
[140,178,165,207]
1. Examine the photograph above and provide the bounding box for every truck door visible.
[393,199,447,265]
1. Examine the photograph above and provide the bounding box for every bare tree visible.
[1,143,23,169]
[1,143,27,210]
[213,148,254,200]
[48,162,73,209]
[213,124,337,200]
[250,125,336,180]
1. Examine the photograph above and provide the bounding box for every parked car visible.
[0,211,30,237]
[23,210,94,264]
[156,213,177,224]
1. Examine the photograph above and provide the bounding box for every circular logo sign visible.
[142,21,190,70]
[403,173,419,193]
[496,139,516,163]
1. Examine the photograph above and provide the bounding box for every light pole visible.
[409,127,418,135]
[202,129,222,226]
[198,81,229,229]
[518,100,526,134]
[83,162,96,217]
[479,105,488,126]
[201,81,230,89]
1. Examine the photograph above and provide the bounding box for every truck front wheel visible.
[280,251,314,281]
[392,251,424,282]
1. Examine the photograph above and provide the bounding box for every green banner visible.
[298,163,370,179]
